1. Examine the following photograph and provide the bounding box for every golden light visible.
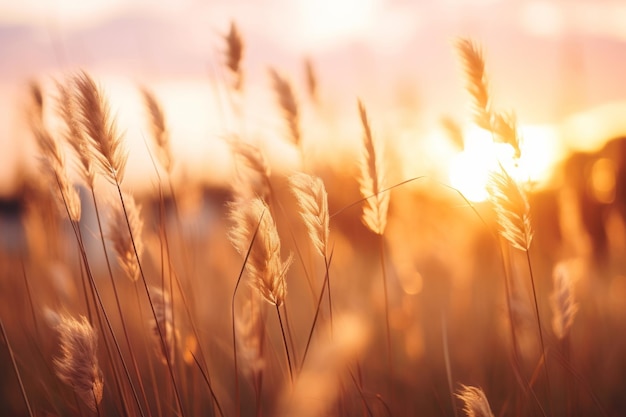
[448,124,561,202]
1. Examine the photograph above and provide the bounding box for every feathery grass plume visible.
[228,197,292,306]
[28,86,82,222]
[455,39,491,129]
[304,57,317,104]
[72,70,127,183]
[278,314,370,417]
[456,385,495,417]
[288,172,329,258]
[455,38,521,158]
[29,80,43,122]
[269,68,300,146]
[53,314,104,412]
[149,286,179,365]
[550,262,579,340]
[357,99,389,235]
[107,193,143,281]
[235,295,265,376]
[56,80,95,189]
[487,164,533,251]
[224,21,244,92]
[230,140,271,199]
[140,87,173,173]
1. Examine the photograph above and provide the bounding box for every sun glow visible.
[449,125,561,202]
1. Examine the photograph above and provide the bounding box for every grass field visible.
[0,22,624,417]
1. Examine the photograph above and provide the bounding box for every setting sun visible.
[449,124,561,202]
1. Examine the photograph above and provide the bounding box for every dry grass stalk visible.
[28,86,82,222]
[550,262,579,340]
[456,38,521,158]
[149,286,179,365]
[304,57,317,104]
[56,80,96,189]
[29,81,43,122]
[228,197,292,306]
[456,385,495,417]
[269,68,300,146]
[140,87,173,173]
[230,140,271,199]
[288,172,329,258]
[107,193,144,281]
[72,71,127,183]
[235,295,265,376]
[357,100,389,235]
[487,165,533,251]
[224,21,244,92]
[53,314,104,412]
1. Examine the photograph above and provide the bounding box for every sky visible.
[1,0,626,193]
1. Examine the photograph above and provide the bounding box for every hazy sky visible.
[1,0,626,192]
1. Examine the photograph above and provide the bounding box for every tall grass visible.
[0,25,621,417]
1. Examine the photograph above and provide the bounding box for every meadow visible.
[0,21,624,417]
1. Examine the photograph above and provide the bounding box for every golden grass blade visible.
[149,286,179,365]
[224,21,244,92]
[357,99,389,235]
[288,172,329,258]
[269,68,300,146]
[456,385,495,417]
[56,79,96,189]
[107,193,144,281]
[304,57,317,104]
[455,38,491,130]
[228,197,292,306]
[230,140,271,200]
[28,85,82,222]
[72,70,127,183]
[456,38,521,158]
[550,262,579,340]
[53,314,104,412]
[140,86,173,173]
[487,165,533,251]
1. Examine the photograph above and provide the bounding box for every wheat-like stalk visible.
[230,140,271,200]
[487,165,533,251]
[149,286,179,365]
[72,70,127,183]
[288,172,329,258]
[228,197,292,306]
[56,79,96,189]
[141,86,173,173]
[304,57,317,104]
[456,385,494,417]
[455,38,491,130]
[107,193,144,281]
[357,99,389,235]
[456,38,521,158]
[224,21,244,92]
[550,262,579,340]
[269,68,300,146]
[28,86,82,222]
[53,314,104,412]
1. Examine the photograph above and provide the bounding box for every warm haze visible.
[2,1,626,416]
